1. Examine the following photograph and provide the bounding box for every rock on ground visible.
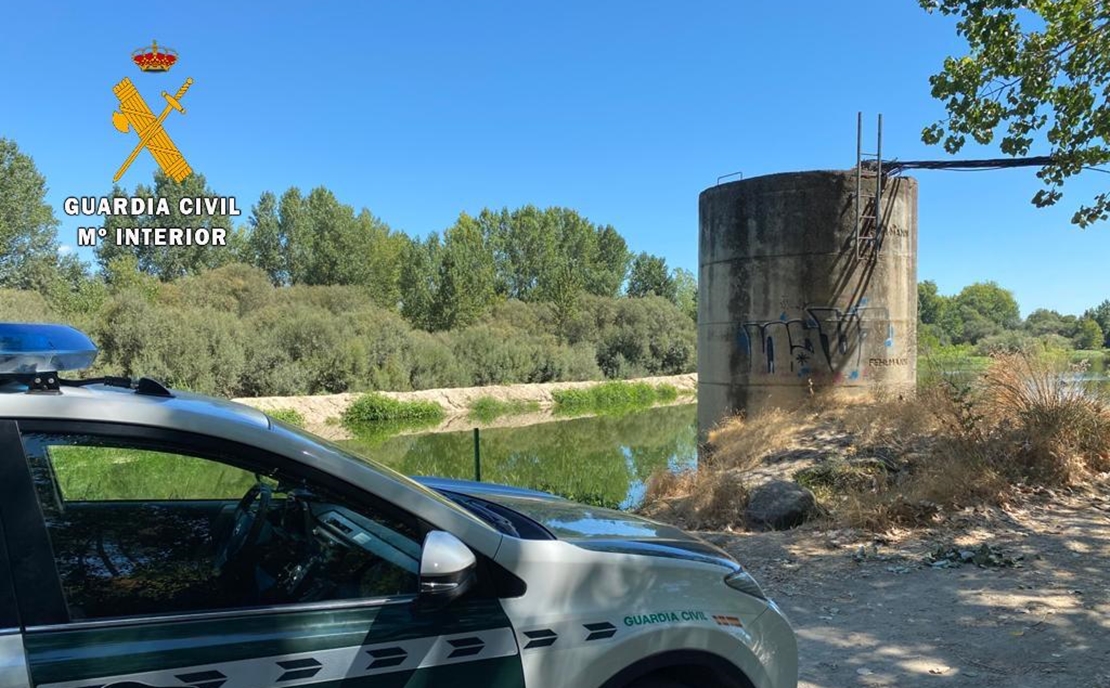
[745,479,818,530]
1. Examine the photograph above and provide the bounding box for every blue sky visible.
[1,1,1107,316]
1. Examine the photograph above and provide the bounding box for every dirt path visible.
[702,488,1110,687]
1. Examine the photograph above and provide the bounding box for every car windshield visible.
[268,419,500,535]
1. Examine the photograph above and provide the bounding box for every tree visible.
[917,280,949,325]
[920,0,1110,226]
[590,225,632,298]
[673,267,697,321]
[1074,317,1105,350]
[1025,308,1078,338]
[245,191,284,285]
[939,281,1021,344]
[399,235,441,330]
[432,214,496,330]
[1082,299,1110,346]
[98,172,238,280]
[627,252,677,302]
[955,281,1021,327]
[243,186,404,307]
[0,138,64,289]
[278,187,313,285]
[479,205,630,302]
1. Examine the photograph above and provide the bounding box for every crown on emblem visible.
[132,40,178,72]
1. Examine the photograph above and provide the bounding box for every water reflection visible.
[339,404,698,510]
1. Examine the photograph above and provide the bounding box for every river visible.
[338,403,698,510]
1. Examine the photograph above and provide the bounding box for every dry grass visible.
[979,352,1110,480]
[703,407,810,472]
[839,352,1110,530]
[641,468,749,530]
[839,388,941,449]
[642,403,821,528]
[641,351,1110,533]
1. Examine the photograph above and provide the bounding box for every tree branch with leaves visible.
[920,0,1110,226]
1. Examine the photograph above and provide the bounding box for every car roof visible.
[0,382,504,556]
[0,381,272,434]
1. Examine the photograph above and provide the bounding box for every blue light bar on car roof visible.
[0,323,98,374]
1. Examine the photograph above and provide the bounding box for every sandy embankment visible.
[233,373,697,438]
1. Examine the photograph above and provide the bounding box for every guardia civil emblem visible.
[111,40,194,183]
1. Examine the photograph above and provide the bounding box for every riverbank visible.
[234,373,697,438]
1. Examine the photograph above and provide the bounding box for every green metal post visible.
[473,427,481,482]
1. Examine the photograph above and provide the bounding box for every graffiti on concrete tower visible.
[735,299,894,382]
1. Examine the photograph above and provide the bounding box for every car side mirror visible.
[416,531,477,611]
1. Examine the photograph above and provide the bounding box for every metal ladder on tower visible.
[855,112,883,259]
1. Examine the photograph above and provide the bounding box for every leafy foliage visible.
[2,263,695,398]
[0,139,69,290]
[672,267,697,322]
[552,381,676,415]
[920,0,1110,225]
[1083,298,1110,345]
[467,397,541,422]
[627,252,677,301]
[1074,316,1105,349]
[920,279,1110,357]
[266,408,305,427]
[0,142,698,395]
[342,393,446,426]
[920,280,1022,345]
[97,172,244,280]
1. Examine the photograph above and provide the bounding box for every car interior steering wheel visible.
[214,481,272,575]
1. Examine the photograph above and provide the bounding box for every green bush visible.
[406,331,468,390]
[343,392,445,427]
[552,381,672,415]
[267,408,305,427]
[0,289,56,321]
[468,397,541,422]
[1,264,698,398]
[166,264,274,316]
[450,325,549,385]
[655,383,679,403]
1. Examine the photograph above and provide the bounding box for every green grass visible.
[50,445,256,501]
[552,381,677,416]
[343,392,445,428]
[917,344,991,386]
[1070,349,1107,368]
[655,384,679,403]
[467,397,541,423]
[267,407,305,427]
[344,417,444,445]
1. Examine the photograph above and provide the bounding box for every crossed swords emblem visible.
[111,76,194,183]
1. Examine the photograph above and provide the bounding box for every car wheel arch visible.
[597,649,757,688]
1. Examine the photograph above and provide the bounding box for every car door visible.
[2,420,526,688]
[0,421,31,688]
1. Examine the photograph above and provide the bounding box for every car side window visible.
[21,432,422,622]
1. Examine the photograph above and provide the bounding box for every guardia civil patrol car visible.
[0,324,797,688]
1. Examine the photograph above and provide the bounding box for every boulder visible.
[745,480,817,530]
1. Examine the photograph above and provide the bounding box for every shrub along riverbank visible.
[467,397,541,422]
[334,378,693,437]
[0,264,695,399]
[552,381,682,415]
[342,393,446,426]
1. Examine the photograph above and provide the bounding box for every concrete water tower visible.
[697,168,918,438]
